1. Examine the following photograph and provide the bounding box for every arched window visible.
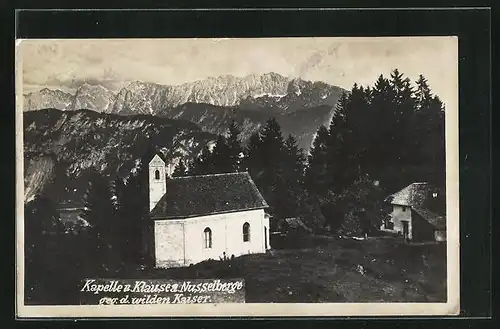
[203,227,212,248]
[154,169,160,180]
[243,222,250,242]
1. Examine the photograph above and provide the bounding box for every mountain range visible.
[23,73,347,204]
[23,73,345,149]
[24,73,344,114]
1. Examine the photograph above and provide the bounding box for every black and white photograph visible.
[16,36,459,317]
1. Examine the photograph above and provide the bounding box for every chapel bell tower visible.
[149,154,166,211]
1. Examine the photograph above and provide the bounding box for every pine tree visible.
[116,150,152,266]
[81,171,116,272]
[387,69,417,187]
[172,159,187,177]
[226,120,243,172]
[342,83,371,182]
[414,74,433,110]
[305,125,331,195]
[275,134,307,219]
[284,134,306,185]
[109,175,126,268]
[257,118,286,219]
[259,118,285,166]
[211,135,232,173]
[365,74,396,188]
[111,176,126,213]
[189,144,214,175]
[242,132,264,179]
[24,196,70,304]
[413,75,446,187]
[118,173,145,265]
[325,92,354,192]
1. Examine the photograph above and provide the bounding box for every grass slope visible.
[135,236,447,303]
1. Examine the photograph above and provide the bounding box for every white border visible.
[15,37,460,318]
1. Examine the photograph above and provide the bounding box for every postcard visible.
[16,36,459,317]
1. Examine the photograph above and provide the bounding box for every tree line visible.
[173,69,445,234]
[24,149,154,305]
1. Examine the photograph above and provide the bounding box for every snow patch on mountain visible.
[252,92,287,99]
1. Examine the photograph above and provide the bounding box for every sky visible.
[18,37,457,110]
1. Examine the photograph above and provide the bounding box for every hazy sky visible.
[18,37,457,110]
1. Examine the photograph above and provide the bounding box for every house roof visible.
[283,217,312,232]
[386,182,438,207]
[56,199,86,209]
[412,206,446,230]
[150,171,268,219]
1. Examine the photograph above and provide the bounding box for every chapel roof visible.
[150,171,269,219]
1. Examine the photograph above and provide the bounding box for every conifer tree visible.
[325,92,354,192]
[414,74,433,110]
[342,83,371,181]
[259,118,285,167]
[279,134,307,220]
[305,125,330,194]
[189,144,214,175]
[211,135,232,173]
[226,120,243,172]
[81,171,116,272]
[109,175,126,267]
[414,75,445,186]
[256,118,286,218]
[111,176,125,213]
[172,159,187,177]
[365,74,396,188]
[284,134,306,185]
[243,132,264,179]
[117,151,152,266]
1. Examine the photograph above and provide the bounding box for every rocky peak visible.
[70,83,115,112]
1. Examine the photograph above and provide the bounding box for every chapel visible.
[144,154,271,268]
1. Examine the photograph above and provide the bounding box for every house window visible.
[154,169,160,180]
[243,222,250,242]
[402,206,407,212]
[385,220,394,230]
[203,227,212,249]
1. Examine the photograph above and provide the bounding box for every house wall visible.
[411,211,436,242]
[381,204,413,239]
[154,209,270,268]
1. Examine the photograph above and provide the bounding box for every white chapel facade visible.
[146,154,271,268]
